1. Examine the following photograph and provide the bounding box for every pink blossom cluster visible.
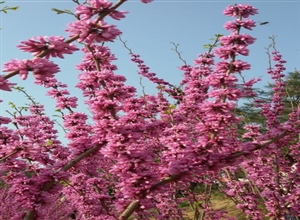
[223,4,258,18]
[131,54,173,86]
[2,58,60,80]
[0,1,300,220]
[41,77,78,110]
[217,45,300,219]
[76,44,117,72]
[17,36,79,59]
[0,75,16,91]
[75,0,127,20]
[66,20,121,44]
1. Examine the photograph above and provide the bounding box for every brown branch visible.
[118,173,183,220]
[119,200,140,220]
[226,130,288,161]
[23,210,37,220]
[94,185,111,215]
[0,149,22,162]
[170,42,187,65]
[148,173,183,192]
[61,142,106,172]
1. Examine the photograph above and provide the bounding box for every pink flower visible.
[194,53,215,66]
[88,0,112,9]
[30,58,60,80]
[226,189,236,196]
[223,4,258,18]
[0,76,16,91]
[0,116,11,124]
[109,10,127,20]
[66,20,121,44]
[214,45,249,59]
[209,88,242,100]
[76,2,127,21]
[75,0,112,20]
[214,60,250,74]
[75,5,97,20]
[220,34,256,46]
[2,59,29,79]
[224,19,256,31]
[2,58,60,80]
[130,54,172,86]
[17,36,78,59]
[243,125,261,139]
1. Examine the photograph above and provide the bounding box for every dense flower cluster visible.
[76,0,127,20]
[223,4,258,18]
[0,1,299,220]
[66,20,121,44]
[17,36,79,59]
[2,58,60,80]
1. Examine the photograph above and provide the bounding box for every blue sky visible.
[0,0,299,127]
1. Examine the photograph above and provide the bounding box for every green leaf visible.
[203,44,209,49]
[215,33,223,37]
[169,104,176,109]
[59,179,70,186]
[0,5,19,14]
[8,102,15,108]
[64,9,73,14]
[164,110,171,115]
[8,6,18,10]
[12,86,24,91]
[44,140,54,146]
[51,8,66,14]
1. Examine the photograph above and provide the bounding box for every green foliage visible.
[51,7,78,18]
[282,69,300,109]
[0,1,19,30]
[203,34,223,51]
[0,1,19,14]
[43,140,54,147]
[51,8,73,15]
[164,104,177,114]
